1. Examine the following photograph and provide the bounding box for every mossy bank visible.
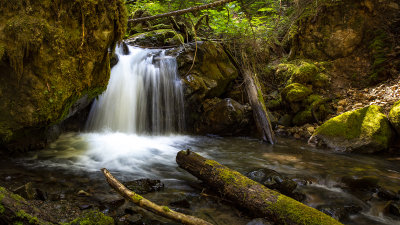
[0,0,127,151]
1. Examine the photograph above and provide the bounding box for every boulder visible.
[126,29,183,47]
[389,100,400,134]
[281,83,312,104]
[172,41,239,131]
[0,0,127,151]
[309,105,394,153]
[195,98,252,136]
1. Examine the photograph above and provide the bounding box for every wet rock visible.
[195,98,252,136]
[278,114,292,127]
[119,214,143,225]
[169,199,191,209]
[110,52,119,68]
[35,188,48,201]
[377,188,399,201]
[124,179,164,194]
[246,218,272,225]
[79,204,93,210]
[309,105,394,153]
[13,182,37,200]
[105,197,126,209]
[384,201,400,217]
[317,204,362,221]
[341,176,379,191]
[291,191,307,202]
[122,42,130,55]
[246,168,298,195]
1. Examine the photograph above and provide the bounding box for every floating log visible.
[128,0,235,23]
[0,186,56,224]
[101,168,212,225]
[176,150,342,225]
[243,69,276,144]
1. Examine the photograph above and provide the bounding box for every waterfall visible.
[86,45,185,134]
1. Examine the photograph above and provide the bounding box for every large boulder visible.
[171,41,239,131]
[389,100,400,135]
[195,98,252,135]
[0,0,127,151]
[309,105,394,153]
[126,29,184,47]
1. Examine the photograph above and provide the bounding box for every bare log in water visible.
[0,186,56,224]
[128,0,235,23]
[101,168,212,225]
[243,69,276,144]
[176,150,343,225]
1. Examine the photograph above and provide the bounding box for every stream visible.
[0,133,399,224]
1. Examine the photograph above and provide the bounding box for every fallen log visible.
[101,168,212,225]
[0,186,56,224]
[128,0,235,23]
[243,69,276,144]
[176,150,342,225]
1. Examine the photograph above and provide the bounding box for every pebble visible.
[77,190,91,197]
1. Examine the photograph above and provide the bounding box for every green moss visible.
[65,211,114,225]
[293,109,313,126]
[388,100,400,134]
[15,210,39,224]
[131,193,143,202]
[281,83,312,103]
[267,195,341,225]
[315,105,392,150]
[162,206,171,212]
[289,61,319,84]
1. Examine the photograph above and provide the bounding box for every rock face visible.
[195,98,252,135]
[172,41,239,132]
[0,0,127,151]
[389,100,400,135]
[309,105,393,153]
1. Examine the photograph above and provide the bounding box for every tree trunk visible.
[128,0,235,23]
[0,186,56,224]
[176,150,342,225]
[243,69,276,144]
[101,168,212,225]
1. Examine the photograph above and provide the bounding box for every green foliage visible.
[65,211,114,225]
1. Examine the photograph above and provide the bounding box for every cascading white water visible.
[86,45,185,134]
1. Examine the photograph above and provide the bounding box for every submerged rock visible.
[124,179,164,194]
[246,168,298,196]
[384,201,400,217]
[317,204,362,221]
[309,105,394,153]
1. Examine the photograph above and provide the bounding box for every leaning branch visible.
[101,168,212,225]
[128,0,235,23]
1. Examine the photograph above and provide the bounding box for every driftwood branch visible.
[176,150,342,225]
[128,0,235,23]
[101,168,212,225]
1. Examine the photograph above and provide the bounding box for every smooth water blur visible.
[86,46,185,134]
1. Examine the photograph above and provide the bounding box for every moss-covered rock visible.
[172,41,239,131]
[126,29,180,47]
[309,105,394,153]
[0,0,127,151]
[389,100,400,135]
[281,83,312,103]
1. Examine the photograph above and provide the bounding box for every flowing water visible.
[1,45,400,224]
